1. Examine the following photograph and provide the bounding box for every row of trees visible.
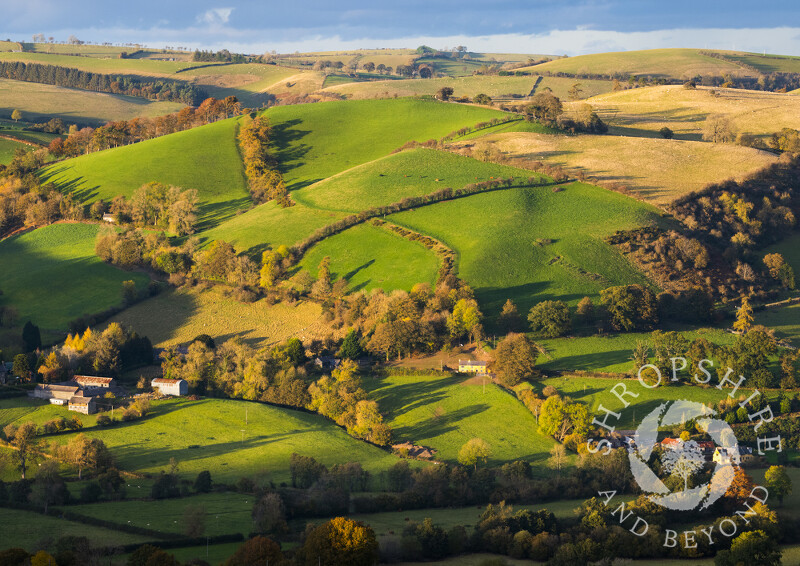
[0,60,206,104]
[237,114,290,206]
[48,96,244,158]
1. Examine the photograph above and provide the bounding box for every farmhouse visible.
[102,213,115,223]
[712,447,736,464]
[68,395,96,414]
[315,356,341,370]
[458,360,488,373]
[73,375,114,389]
[31,384,81,405]
[151,378,188,396]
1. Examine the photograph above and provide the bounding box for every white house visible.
[151,378,188,396]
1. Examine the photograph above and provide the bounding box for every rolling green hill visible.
[44,396,403,482]
[367,373,559,469]
[519,48,758,79]
[724,52,800,74]
[0,223,149,331]
[0,136,28,164]
[389,182,661,319]
[41,116,250,228]
[0,77,185,125]
[298,222,441,292]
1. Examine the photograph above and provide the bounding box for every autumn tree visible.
[715,530,781,566]
[457,437,491,471]
[600,284,658,332]
[225,536,283,566]
[11,109,22,122]
[524,92,563,127]
[298,517,379,566]
[61,434,113,479]
[447,298,482,343]
[252,492,287,534]
[547,443,567,473]
[567,83,583,101]
[733,296,754,334]
[436,87,454,101]
[493,333,539,387]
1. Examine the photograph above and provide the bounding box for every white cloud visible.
[197,7,233,26]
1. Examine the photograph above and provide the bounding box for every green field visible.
[0,508,149,551]
[41,117,250,229]
[724,52,800,74]
[298,223,440,292]
[0,397,103,430]
[0,136,28,164]
[292,148,545,213]
[519,48,757,79]
[537,376,771,430]
[204,98,509,249]
[389,182,661,319]
[756,303,800,348]
[0,51,201,76]
[537,327,736,373]
[367,373,559,469]
[0,223,149,331]
[0,78,184,125]
[0,118,61,144]
[45,397,403,483]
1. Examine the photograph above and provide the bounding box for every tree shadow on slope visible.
[269,118,316,190]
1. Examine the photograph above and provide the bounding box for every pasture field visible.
[0,51,200,76]
[752,467,800,513]
[0,118,61,144]
[41,116,250,229]
[0,223,149,331]
[724,52,800,74]
[46,397,403,482]
[108,286,329,348]
[205,98,508,247]
[533,76,616,99]
[323,74,539,99]
[518,48,757,79]
[536,327,735,373]
[265,98,507,191]
[0,508,150,551]
[536,376,771,429]
[0,397,102,429]
[0,136,28,164]
[277,48,417,69]
[179,63,319,105]
[298,223,440,292]
[755,302,800,347]
[292,147,546,213]
[366,373,561,469]
[389,182,661,320]
[583,85,800,139]
[0,78,184,125]
[465,131,777,205]
[21,43,164,58]
[415,57,487,77]
[65,492,256,538]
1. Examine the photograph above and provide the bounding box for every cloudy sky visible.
[1,0,800,55]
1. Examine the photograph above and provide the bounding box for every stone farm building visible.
[74,375,115,389]
[458,360,488,373]
[151,378,188,396]
[68,396,96,415]
[31,384,81,406]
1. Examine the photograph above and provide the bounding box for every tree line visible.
[237,114,291,206]
[0,60,207,104]
[48,96,244,158]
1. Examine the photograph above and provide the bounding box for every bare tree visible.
[662,441,705,491]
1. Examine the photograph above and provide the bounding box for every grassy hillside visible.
[467,132,777,205]
[0,51,199,76]
[0,223,149,331]
[41,117,250,228]
[293,147,545,212]
[519,48,757,79]
[389,182,660,319]
[108,286,330,348]
[49,397,403,482]
[0,136,28,164]
[205,98,508,249]
[323,75,539,99]
[297,223,441,292]
[0,78,184,125]
[533,76,616,99]
[584,85,800,139]
[367,373,559,469]
[179,63,318,105]
[724,52,800,74]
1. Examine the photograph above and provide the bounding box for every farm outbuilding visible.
[74,375,115,389]
[151,378,188,396]
[68,396,96,415]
